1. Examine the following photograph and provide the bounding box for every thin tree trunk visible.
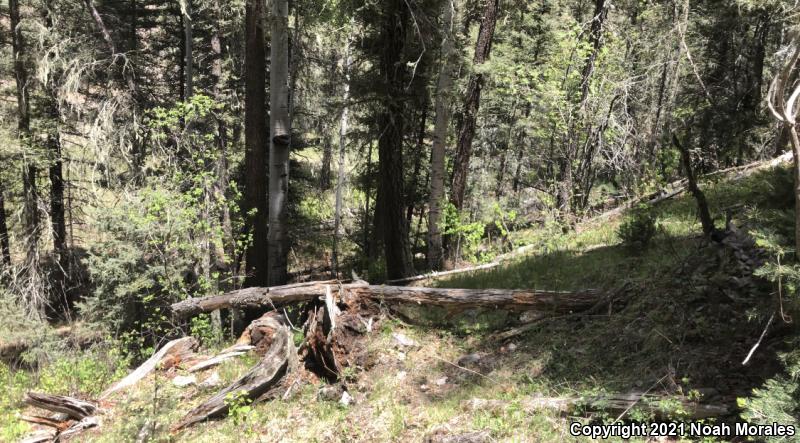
[211,0,235,282]
[449,0,499,212]
[674,133,715,235]
[320,128,333,190]
[377,0,415,280]
[243,0,269,286]
[407,106,428,224]
[47,93,69,311]
[332,41,351,278]
[268,0,291,285]
[427,0,458,271]
[183,0,193,99]
[0,182,10,268]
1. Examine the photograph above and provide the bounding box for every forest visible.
[1,0,800,441]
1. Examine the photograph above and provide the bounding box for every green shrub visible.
[617,205,658,249]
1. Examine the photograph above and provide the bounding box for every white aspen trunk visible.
[183,0,193,99]
[428,0,458,270]
[332,40,351,277]
[268,0,291,285]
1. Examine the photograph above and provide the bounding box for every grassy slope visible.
[5,164,797,442]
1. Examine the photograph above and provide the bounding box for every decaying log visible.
[58,416,100,440]
[171,280,341,319]
[385,262,502,285]
[101,337,198,399]
[24,393,98,420]
[173,282,600,318]
[351,285,600,313]
[19,415,71,431]
[171,316,296,432]
[463,392,729,420]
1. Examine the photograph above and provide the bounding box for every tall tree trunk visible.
[332,41,351,278]
[12,0,42,304]
[320,127,333,190]
[243,0,269,287]
[449,0,499,212]
[377,0,415,279]
[268,0,291,285]
[183,0,193,100]
[407,106,427,224]
[427,0,458,271]
[559,0,608,217]
[47,92,69,312]
[211,0,235,283]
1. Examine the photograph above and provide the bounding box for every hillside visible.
[3,160,798,443]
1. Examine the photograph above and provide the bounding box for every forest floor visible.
[3,163,797,442]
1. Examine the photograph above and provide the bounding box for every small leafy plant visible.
[618,204,659,249]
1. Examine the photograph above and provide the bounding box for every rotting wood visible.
[385,262,501,285]
[172,282,600,318]
[24,393,98,420]
[100,337,198,399]
[171,280,341,319]
[0,325,103,365]
[350,285,599,312]
[19,415,72,431]
[171,316,295,432]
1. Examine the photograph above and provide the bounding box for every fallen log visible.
[463,392,729,420]
[23,393,98,420]
[0,325,103,366]
[352,285,600,313]
[172,282,600,318]
[171,315,296,432]
[100,337,198,399]
[19,415,72,431]
[171,280,341,319]
[385,262,502,285]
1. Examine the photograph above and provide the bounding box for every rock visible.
[318,384,344,402]
[457,353,482,366]
[397,370,408,380]
[172,375,196,388]
[339,390,354,406]
[393,333,419,348]
[434,376,448,386]
[198,371,221,389]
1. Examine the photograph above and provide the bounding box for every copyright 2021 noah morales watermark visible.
[569,421,796,439]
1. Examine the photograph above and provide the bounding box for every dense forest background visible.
[2,0,800,440]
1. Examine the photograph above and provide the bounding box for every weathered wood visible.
[171,280,340,319]
[19,415,71,431]
[385,262,501,285]
[171,316,295,432]
[173,282,599,317]
[0,325,102,365]
[464,393,728,420]
[187,348,253,373]
[352,285,600,312]
[24,393,97,420]
[100,337,198,399]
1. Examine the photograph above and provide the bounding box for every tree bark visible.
[332,41,352,278]
[171,281,600,318]
[47,90,69,311]
[377,0,415,279]
[243,0,269,286]
[427,0,457,271]
[449,0,499,212]
[268,0,291,286]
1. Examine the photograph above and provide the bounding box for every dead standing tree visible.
[766,30,800,256]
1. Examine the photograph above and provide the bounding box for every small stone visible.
[397,352,406,361]
[393,333,419,347]
[420,384,430,392]
[198,371,221,388]
[506,343,518,352]
[397,371,408,380]
[339,391,354,406]
[172,375,196,388]
[434,376,448,386]
[457,353,482,366]
[318,385,343,402]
